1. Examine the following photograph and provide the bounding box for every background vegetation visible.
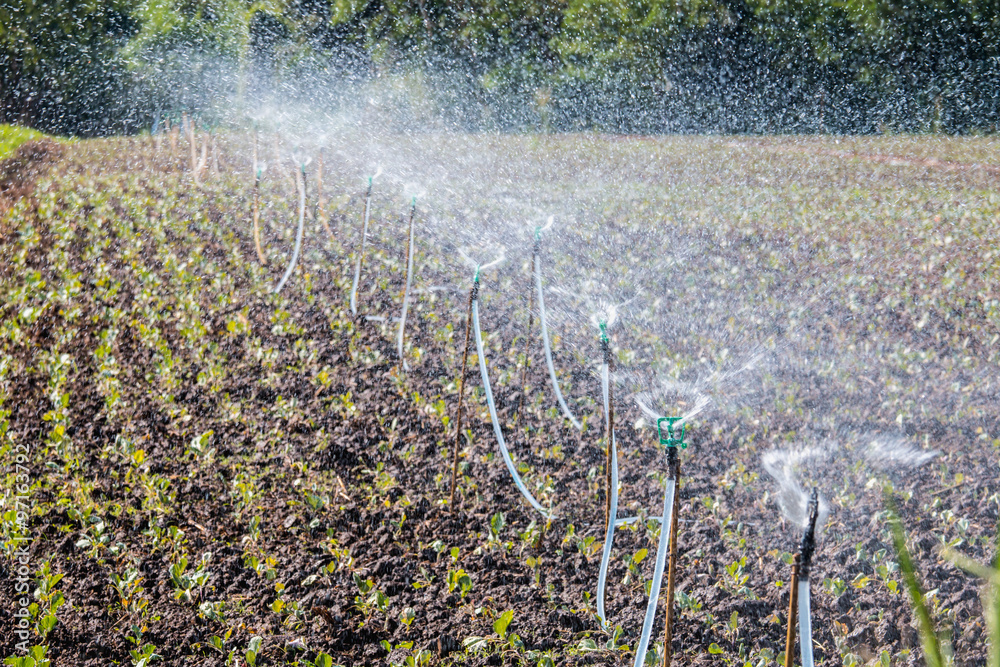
[2,0,1000,135]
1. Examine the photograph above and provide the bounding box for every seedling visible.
[447,568,473,598]
[169,554,212,603]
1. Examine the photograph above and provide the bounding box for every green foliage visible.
[5,0,1000,133]
[0,125,50,160]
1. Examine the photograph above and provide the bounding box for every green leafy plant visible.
[169,553,212,603]
[447,568,473,599]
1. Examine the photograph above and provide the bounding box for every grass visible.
[0,124,53,160]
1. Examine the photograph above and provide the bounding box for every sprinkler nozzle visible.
[598,320,612,364]
[471,266,481,301]
[657,417,687,450]
[411,196,417,209]
[799,488,820,577]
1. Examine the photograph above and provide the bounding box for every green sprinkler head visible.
[657,416,687,449]
[411,196,417,210]
[599,320,608,345]
[470,264,481,301]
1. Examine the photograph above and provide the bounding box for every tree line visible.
[2,0,999,135]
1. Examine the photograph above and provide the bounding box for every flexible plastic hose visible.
[273,169,305,294]
[596,430,619,629]
[534,253,582,430]
[396,210,415,369]
[350,193,371,314]
[632,478,676,667]
[799,579,814,667]
[472,298,551,518]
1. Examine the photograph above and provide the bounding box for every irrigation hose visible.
[472,296,551,519]
[397,201,416,369]
[596,430,620,629]
[273,166,305,294]
[534,253,582,430]
[350,183,372,315]
[517,246,537,419]
[632,477,677,667]
[798,579,814,667]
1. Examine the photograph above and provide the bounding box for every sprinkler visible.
[186,113,201,184]
[396,196,417,369]
[252,161,267,265]
[658,417,685,667]
[469,256,551,518]
[532,218,582,430]
[786,488,820,667]
[273,161,306,294]
[210,129,219,175]
[595,319,619,629]
[628,418,683,667]
[516,225,542,420]
[350,168,381,315]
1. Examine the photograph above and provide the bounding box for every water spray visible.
[785,488,820,667]
[396,197,417,369]
[273,161,306,294]
[350,168,381,315]
[533,219,582,430]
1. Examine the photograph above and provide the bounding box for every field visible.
[1,131,998,667]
